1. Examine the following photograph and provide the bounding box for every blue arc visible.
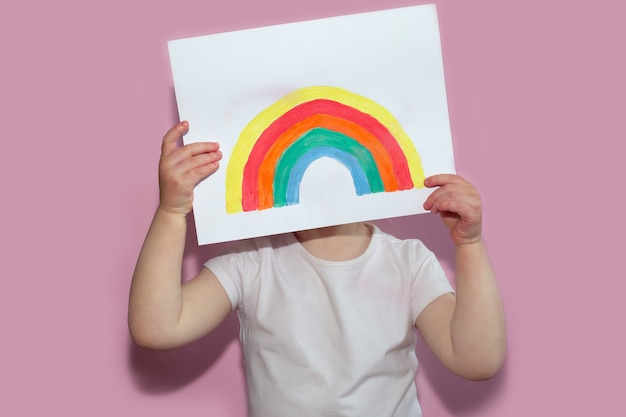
[283,146,371,206]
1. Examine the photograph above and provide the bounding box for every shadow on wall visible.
[416,339,506,416]
[128,313,240,394]
[416,337,508,414]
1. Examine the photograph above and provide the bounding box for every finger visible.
[168,141,220,167]
[431,198,481,223]
[424,180,459,210]
[181,141,220,158]
[184,158,222,186]
[424,173,468,188]
[161,121,189,157]
[426,184,482,221]
[423,182,475,210]
[180,149,223,176]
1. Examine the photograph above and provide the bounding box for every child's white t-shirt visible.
[205,224,453,417]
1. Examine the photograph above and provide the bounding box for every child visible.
[129,121,506,416]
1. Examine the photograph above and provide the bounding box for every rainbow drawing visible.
[225,86,425,213]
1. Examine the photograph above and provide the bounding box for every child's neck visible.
[294,223,372,262]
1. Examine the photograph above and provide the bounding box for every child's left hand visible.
[423,174,483,246]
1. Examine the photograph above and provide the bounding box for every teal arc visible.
[272,127,385,208]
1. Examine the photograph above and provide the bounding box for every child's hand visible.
[158,121,222,215]
[423,174,482,246]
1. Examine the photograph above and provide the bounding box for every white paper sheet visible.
[168,4,455,245]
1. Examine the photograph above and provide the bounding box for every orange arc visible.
[257,114,399,210]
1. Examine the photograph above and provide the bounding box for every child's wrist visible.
[156,205,189,219]
[454,235,483,249]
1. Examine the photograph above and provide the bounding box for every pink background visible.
[1,0,624,415]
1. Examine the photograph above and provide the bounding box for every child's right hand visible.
[157,121,222,215]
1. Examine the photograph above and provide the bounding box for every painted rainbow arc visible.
[225,86,424,213]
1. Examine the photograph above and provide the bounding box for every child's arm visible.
[128,122,232,350]
[415,174,506,380]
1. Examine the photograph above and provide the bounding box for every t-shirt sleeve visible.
[410,242,455,323]
[203,238,261,310]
